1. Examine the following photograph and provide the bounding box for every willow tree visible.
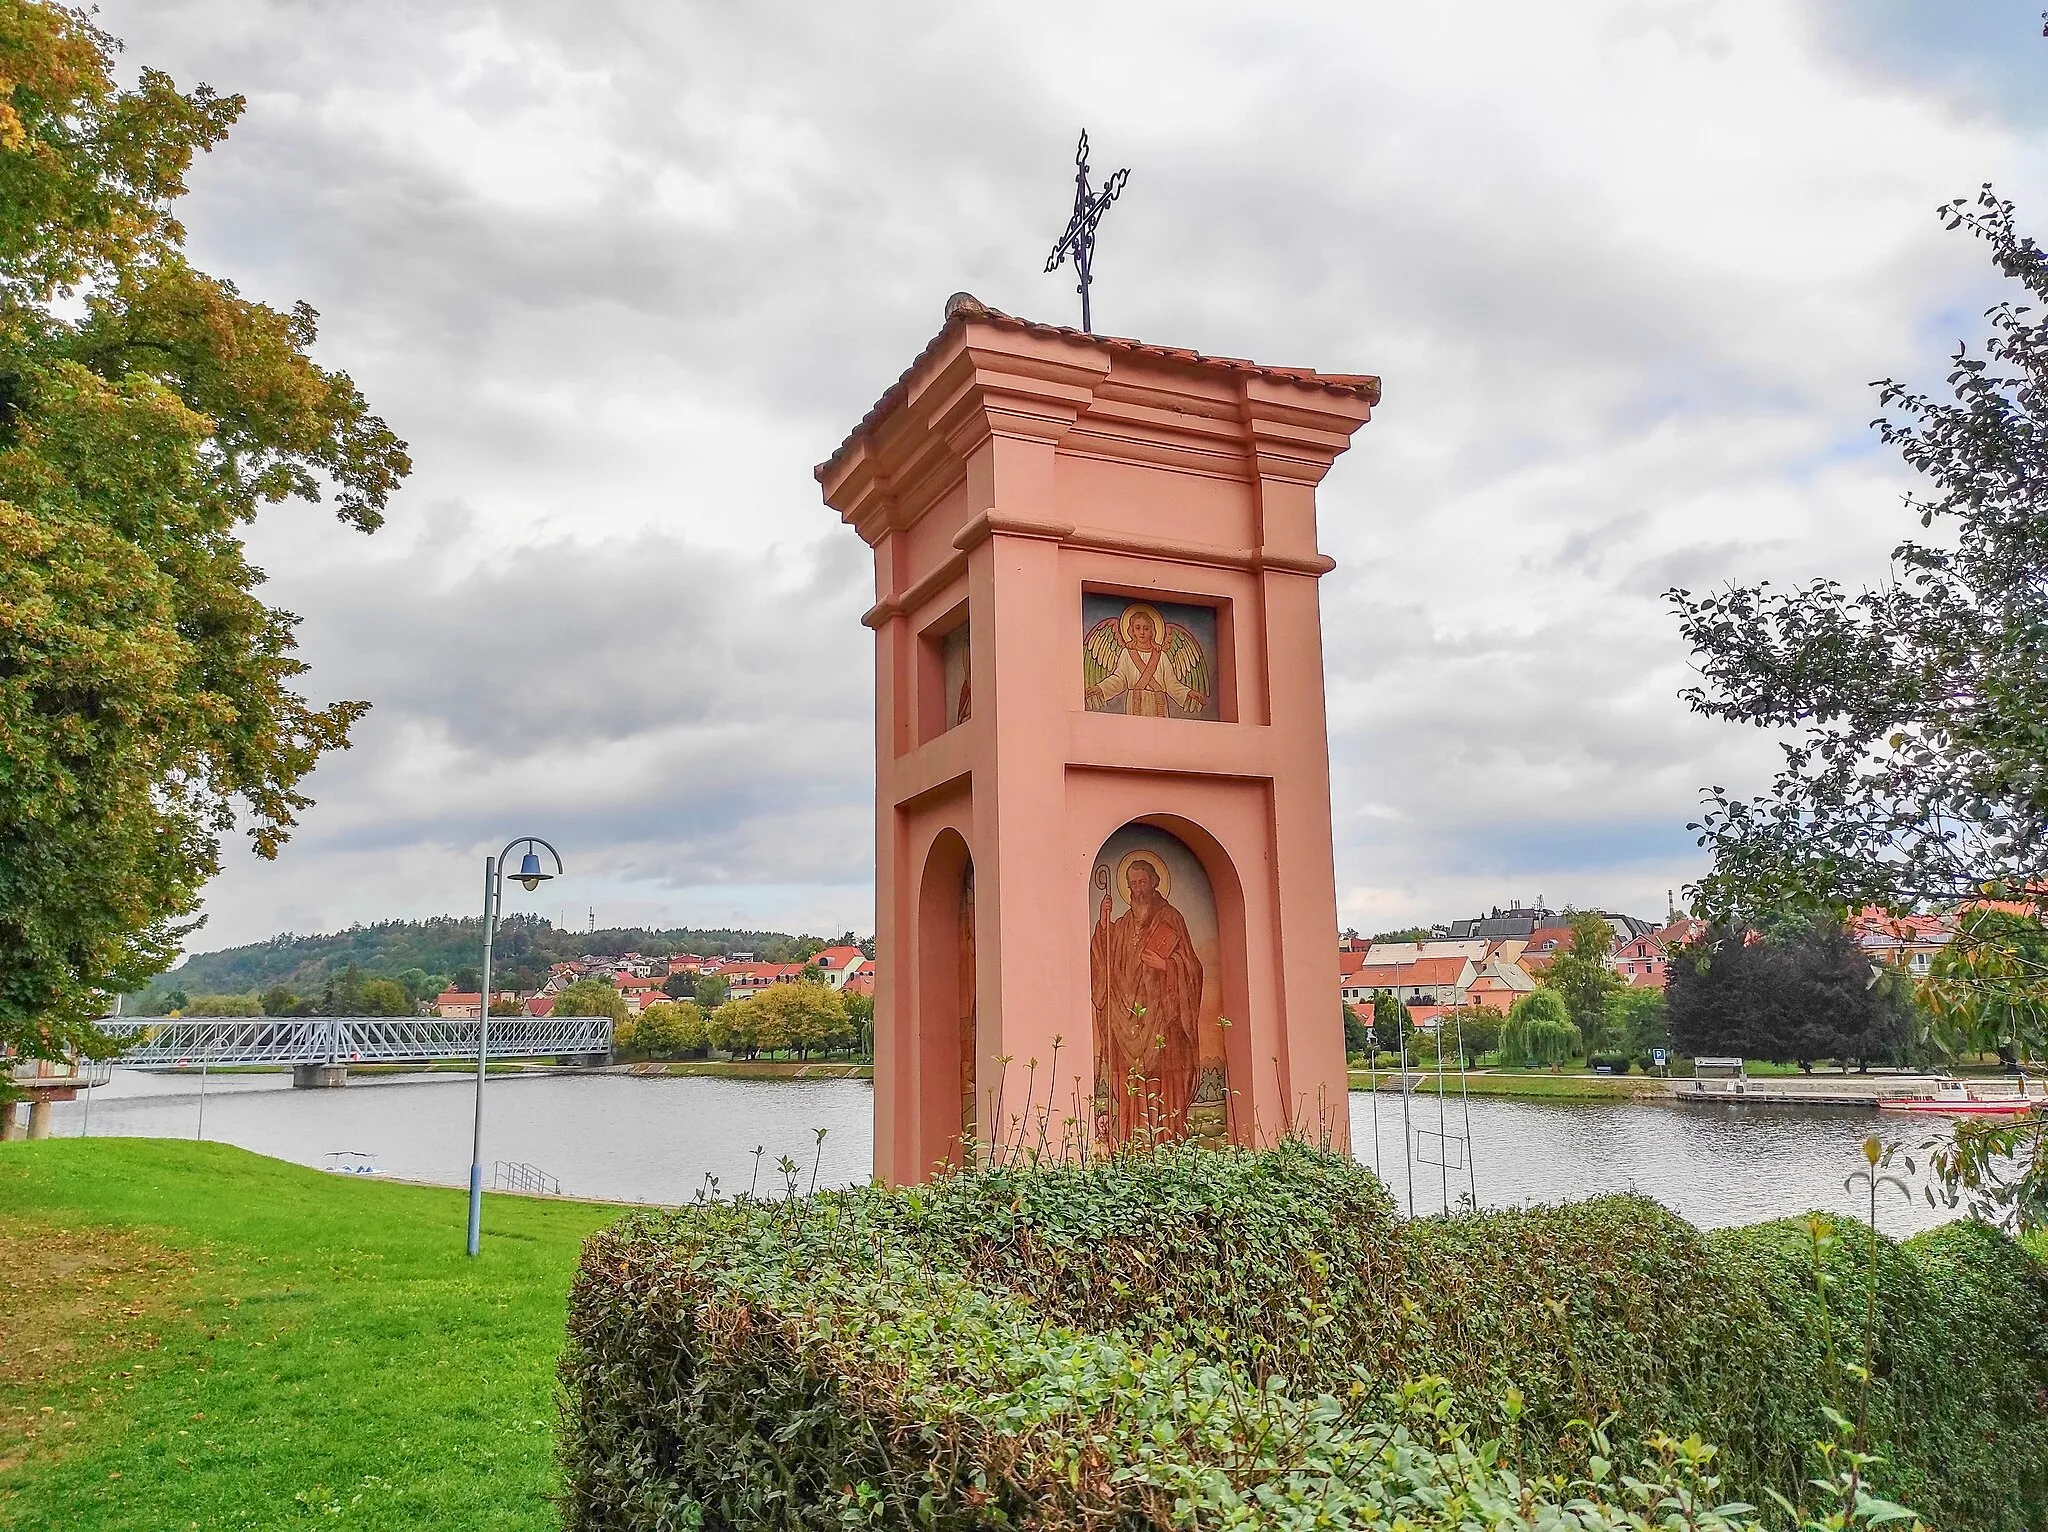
[0,3,408,1063]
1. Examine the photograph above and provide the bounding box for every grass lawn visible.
[1347,1069,1662,1101]
[1,1138,620,1530]
[622,1059,872,1080]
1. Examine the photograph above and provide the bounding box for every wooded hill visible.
[128,917,855,1013]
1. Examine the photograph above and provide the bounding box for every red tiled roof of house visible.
[1849,909,1953,947]
[819,294,1383,480]
[1338,948,1374,980]
[722,962,803,981]
[814,946,866,969]
[1346,956,1470,990]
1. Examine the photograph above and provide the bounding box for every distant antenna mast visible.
[588,906,594,935]
[1043,130,1130,334]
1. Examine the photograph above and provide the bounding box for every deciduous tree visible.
[359,977,411,1017]
[1916,906,2048,1066]
[844,989,874,1060]
[628,1000,707,1060]
[1670,190,2048,919]
[0,3,408,1064]
[1667,918,1912,1071]
[708,996,758,1058]
[1369,991,1410,1056]
[1500,989,1579,1068]
[552,979,627,1026]
[748,982,850,1059]
[1543,912,1622,1052]
[1342,1003,1371,1058]
[1605,985,1672,1065]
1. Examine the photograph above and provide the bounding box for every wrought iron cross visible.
[1044,130,1129,334]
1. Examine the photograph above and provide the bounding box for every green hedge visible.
[559,1142,2048,1530]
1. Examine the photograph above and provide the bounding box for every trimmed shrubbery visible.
[559,1142,2048,1530]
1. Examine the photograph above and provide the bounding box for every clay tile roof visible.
[1346,956,1469,989]
[819,292,1382,480]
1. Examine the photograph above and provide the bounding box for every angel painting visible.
[1083,600,1215,720]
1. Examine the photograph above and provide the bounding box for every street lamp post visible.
[467,836,563,1258]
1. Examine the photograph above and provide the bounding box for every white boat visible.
[323,1150,383,1175]
[1878,1080,2041,1117]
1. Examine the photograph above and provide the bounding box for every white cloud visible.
[95,0,2046,950]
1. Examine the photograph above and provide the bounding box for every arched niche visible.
[915,828,975,1173]
[1085,817,1247,1150]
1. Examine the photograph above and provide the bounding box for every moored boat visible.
[1878,1081,2041,1116]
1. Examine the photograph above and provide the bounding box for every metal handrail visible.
[6,1056,114,1087]
[491,1160,561,1196]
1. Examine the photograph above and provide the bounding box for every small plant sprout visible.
[1842,1135,1914,1470]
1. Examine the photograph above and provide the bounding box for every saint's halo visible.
[1111,848,1172,905]
[1116,602,1167,647]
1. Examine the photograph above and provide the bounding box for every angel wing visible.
[1163,623,1211,710]
[1083,617,1124,690]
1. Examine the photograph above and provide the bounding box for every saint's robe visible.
[1090,889,1203,1144]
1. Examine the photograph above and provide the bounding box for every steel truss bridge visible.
[96,1015,611,1068]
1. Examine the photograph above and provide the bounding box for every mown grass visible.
[0,1138,619,1530]
[1348,1069,1660,1100]
[620,1058,872,1080]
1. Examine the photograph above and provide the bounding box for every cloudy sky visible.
[105,0,2048,954]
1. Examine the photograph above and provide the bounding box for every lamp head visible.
[515,850,552,892]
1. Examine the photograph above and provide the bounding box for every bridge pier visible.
[292,1063,349,1089]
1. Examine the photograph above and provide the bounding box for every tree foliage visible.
[1542,911,1622,1050]
[1341,1003,1371,1057]
[1919,906,2048,1064]
[1667,919,1912,1070]
[1500,988,1579,1068]
[1368,990,1410,1055]
[1670,190,2048,918]
[1930,1111,2048,1234]
[550,979,627,1025]
[1606,983,1672,1064]
[843,988,874,1060]
[623,1000,707,1060]
[1442,1005,1502,1064]
[0,2,410,1061]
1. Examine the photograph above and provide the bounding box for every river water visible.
[41,1068,1956,1235]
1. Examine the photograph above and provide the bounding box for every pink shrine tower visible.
[818,295,1379,1185]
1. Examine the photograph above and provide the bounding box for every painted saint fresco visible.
[941,624,972,729]
[1082,596,1218,721]
[1087,824,1230,1148]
